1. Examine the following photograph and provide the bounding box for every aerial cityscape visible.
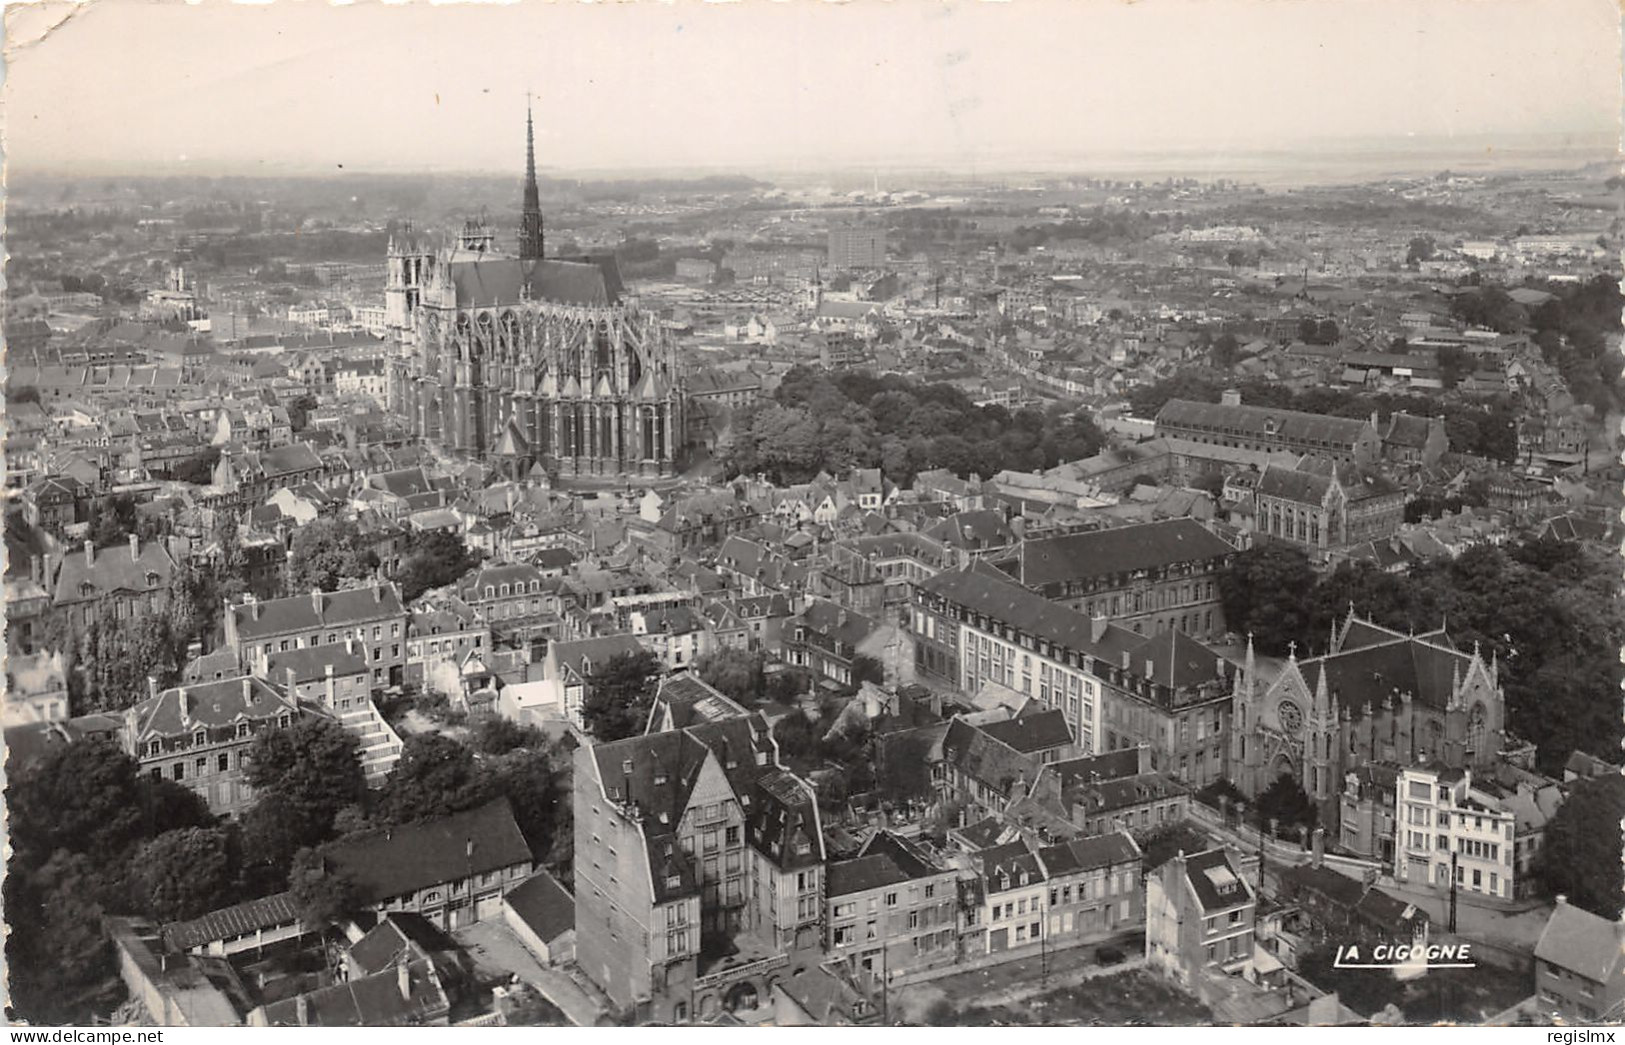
[3,0,1623,1031]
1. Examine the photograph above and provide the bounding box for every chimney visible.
[1121,650,1131,671]
[295,993,310,1026]
[84,539,94,567]
[311,589,323,614]
[397,961,412,1002]
[148,675,159,702]
[1145,658,1155,679]
[286,667,298,702]
[374,584,384,604]
[1216,656,1228,680]
[130,533,140,561]
[325,664,335,707]
[1311,827,1325,868]
[243,677,253,704]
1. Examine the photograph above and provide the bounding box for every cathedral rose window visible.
[1277,700,1303,733]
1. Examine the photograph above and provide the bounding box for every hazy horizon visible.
[5,0,1620,181]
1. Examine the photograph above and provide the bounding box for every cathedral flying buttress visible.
[385,106,684,479]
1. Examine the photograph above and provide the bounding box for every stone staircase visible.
[339,699,404,786]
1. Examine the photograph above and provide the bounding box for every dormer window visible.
[485,586,495,599]
[148,741,161,757]
[237,723,250,739]
[193,730,206,747]
[999,873,1010,890]
[277,714,290,729]
[500,584,510,597]
[623,759,634,774]
[666,875,682,890]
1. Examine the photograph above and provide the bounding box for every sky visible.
[3,0,1621,177]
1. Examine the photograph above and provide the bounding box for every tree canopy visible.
[723,366,1107,485]
[1538,773,1625,918]
[288,518,379,593]
[391,530,481,602]
[243,715,365,857]
[581,649,661,742]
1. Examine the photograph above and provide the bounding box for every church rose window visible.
[1277,700,1303,733]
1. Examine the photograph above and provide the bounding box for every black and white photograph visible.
[1,0,1622,1030]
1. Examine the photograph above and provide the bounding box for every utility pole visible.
[1448,850,1459,934]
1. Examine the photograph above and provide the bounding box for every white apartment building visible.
[1395,764,1517,901]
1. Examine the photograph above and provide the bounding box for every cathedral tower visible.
[518,100,545,260]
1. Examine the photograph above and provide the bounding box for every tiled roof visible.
[979,838,1045,892]
[53,539,176,606]
[1019,519,1234,586]
[1156,398,1374,448]
[501,870,575,944]
[257,958,449,1026]
[979,708,1074,754]
[919,567,1138,659]
[1183,848,1253,913]
[130,676,298,741]
[323,797,532,904]
[162,891,300,952]
[266,644,370,683]
[1037,831,1140,876]
[446,256,621,309]
[1535,903,1625,984]
[232,584,405,641]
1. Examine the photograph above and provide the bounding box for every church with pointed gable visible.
[1230,610,1507,830]
[389,105,685,479]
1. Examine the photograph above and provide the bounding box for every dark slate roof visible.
[1048,748,1145,789]
[345,912,458,977]
[1019,519,1234,586]
[942,717,1041,797]
[827,853,915,897]
[550,634,649,681]
[446,256,622,309]
[1535,903,1625,984]
[1183,848,1252,913]
[1130,629,1231,690]
[131,676,298,741]
[232,584,405,641]
[980,708,1074,754]
[1257,464,1334,506]
[1384,412,1439,449]
[257,958,448,1027]
[652,673,748,728]
[323,797,532,904]
[979,838,1046,892]
[266,645,370,683]
[1314,635,1469,712]
[1279,861,1367,908]
[1037,832,1140,877]
[1156,398,1374,448]
[1067,771,1188,816]
[501,870,575,945]
[53,539,176,605]
[162,891,300,952]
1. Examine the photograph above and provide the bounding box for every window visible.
[172,762,184,780]
[886,892,898,908]
[218,754,229,772]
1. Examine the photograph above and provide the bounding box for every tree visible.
[874,730,935,803]
[285,393,319,433]
[170,446,222,485]
[288,518,379,593]
[581,649,661,742]
[473,716,548,756]
[1405,236,1436,267]
[1217,545,1318,654]
[695,648,766,705]
[243,715,365,852]
[772,708,823,770]
[1212,333,1241,369]
[9,739,149,869]
[393,530,480,602]
[379,733,490,823]
[1255,773,1317,835]
[850,654,886,689]
[1539,774,1625,918]
[8,384,40,405]
[4,851,116,1024]
[288,847,362,928]
[134,827,236,922]
[487,748,572,871]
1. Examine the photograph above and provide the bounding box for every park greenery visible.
[724,366,1108,485]
[1218,538,1624,775]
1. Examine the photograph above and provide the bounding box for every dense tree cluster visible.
[1529,274,1625,413]
[1537,772,1625,918]
[5,741,214,1023]
[1219,539,1624,774]
[724,367,1108,485]
[288,517,380,593]
[580,649,661,742]
[391,529,482,602]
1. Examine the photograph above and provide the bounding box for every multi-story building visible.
[321,797,534,932]
[827,225,887,271]
[1249,460,1404,561]
[124,675,306,817]
[1394,763,1517,901]
[631,605,711,670]
[1037,833,1144,946]
[225,584,410,689]
[538,633,649,733]
[1016,519,1236,641]
[455,562,566,649]
[574,714,825,1023]
[1154,397,1383,467]
[1145,847,1258,987]
[266,642,403,786]
[1534,899,1625,1023]
[976,838,1049,954]
[781,599,883,691]
[3,650,70,727]
[824,831,962,982]
[210,443,325,508]
[914,567,1128,753]
[1336,761,1401,866]
[52,535,177,631]
[405,604,490,693]
[1097,629,1235,787]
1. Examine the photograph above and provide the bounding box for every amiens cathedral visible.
[387,107,685,478]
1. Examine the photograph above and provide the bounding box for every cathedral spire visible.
[519,95,544,260]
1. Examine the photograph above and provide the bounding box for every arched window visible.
[1466,704,1487,755]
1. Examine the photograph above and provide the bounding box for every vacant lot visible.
[912,968,1213,1026]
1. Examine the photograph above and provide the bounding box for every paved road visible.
[453,920,606,1027]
